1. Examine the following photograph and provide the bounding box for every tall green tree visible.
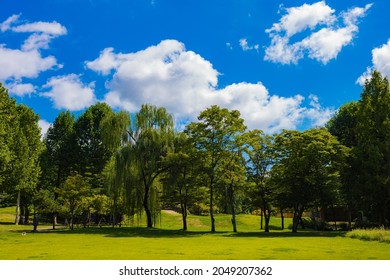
[354,71,390,225]
[74,102,113,187]
[161,132,200,231]
[1,84,42,224]
[12,104,42,224]
[44,111,76,228]
[101,110,131,226]
[271,129,349,232]
[326,101,359,229]
[217,147,246,232]
[128,104,174,228]
[185,105,246,232]
[103,105,174,228]
[242,129,275,232]
[0,83,17,194]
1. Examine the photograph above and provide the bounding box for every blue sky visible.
[1,0,389,136]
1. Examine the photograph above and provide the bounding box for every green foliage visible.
[58,174,91,230]
[242,129,275,232]
[74,102,113,187]
[0,84,42,225]
[271,128,349,232]
[43,110,76,190]
[354,71,390,225]
[185,105,246,232]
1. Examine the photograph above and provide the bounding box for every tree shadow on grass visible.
[30,226,346,239]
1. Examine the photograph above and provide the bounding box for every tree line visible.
[1,70,389,233]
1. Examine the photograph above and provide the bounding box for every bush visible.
[347,228,390,243]
[301,218,332,231]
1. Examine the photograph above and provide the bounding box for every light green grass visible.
[347,229,390,243]
[1,207,390,260]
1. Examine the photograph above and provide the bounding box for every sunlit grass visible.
[1,207,390,260]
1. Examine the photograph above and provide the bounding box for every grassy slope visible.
[1,208,390,260]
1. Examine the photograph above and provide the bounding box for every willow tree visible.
[103,105,174,228]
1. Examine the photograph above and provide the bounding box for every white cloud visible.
[265,2,372,64]
[88,39,333,132]
[239,38,259,52]
[264,35,302,64]
[0,47,58,80]
[0,14,20,32]
[357,39,390,85]
[42,74,96,111]
[85,47,132,75]
[300,26,355,64]
[38,119,51,140]
[10,20,67,36]
[266,1,335,37]
[6,81,35,96]
[0,14,66,92]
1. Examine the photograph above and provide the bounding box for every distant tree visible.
[185,105,246,232]
[58,174,91,230]
[271,129,349,232]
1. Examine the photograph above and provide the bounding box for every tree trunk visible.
[15,190,21,225]
[260,209,263,230]
[143,184,153,228]
[33,214,38,232]
[264,207,270,233]
[227,184,237,233]
[52,213,57,230]
[210,176,215,233]
[180,197,188,231]
[280,208,285,230]
[292,207,304,233]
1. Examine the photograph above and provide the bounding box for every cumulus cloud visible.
[265,2,372,64]
[357,39,390,85]
[266,1,336,37]
[0,47,58,80]
[87,39,333,132]
[6,81,36,96]
[0,14,66,95]
[42,74,96,111]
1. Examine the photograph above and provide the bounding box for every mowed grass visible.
[1,207,390,260]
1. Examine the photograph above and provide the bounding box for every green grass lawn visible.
[1,207,390,260]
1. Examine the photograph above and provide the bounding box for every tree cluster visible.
[1,71,390,232]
